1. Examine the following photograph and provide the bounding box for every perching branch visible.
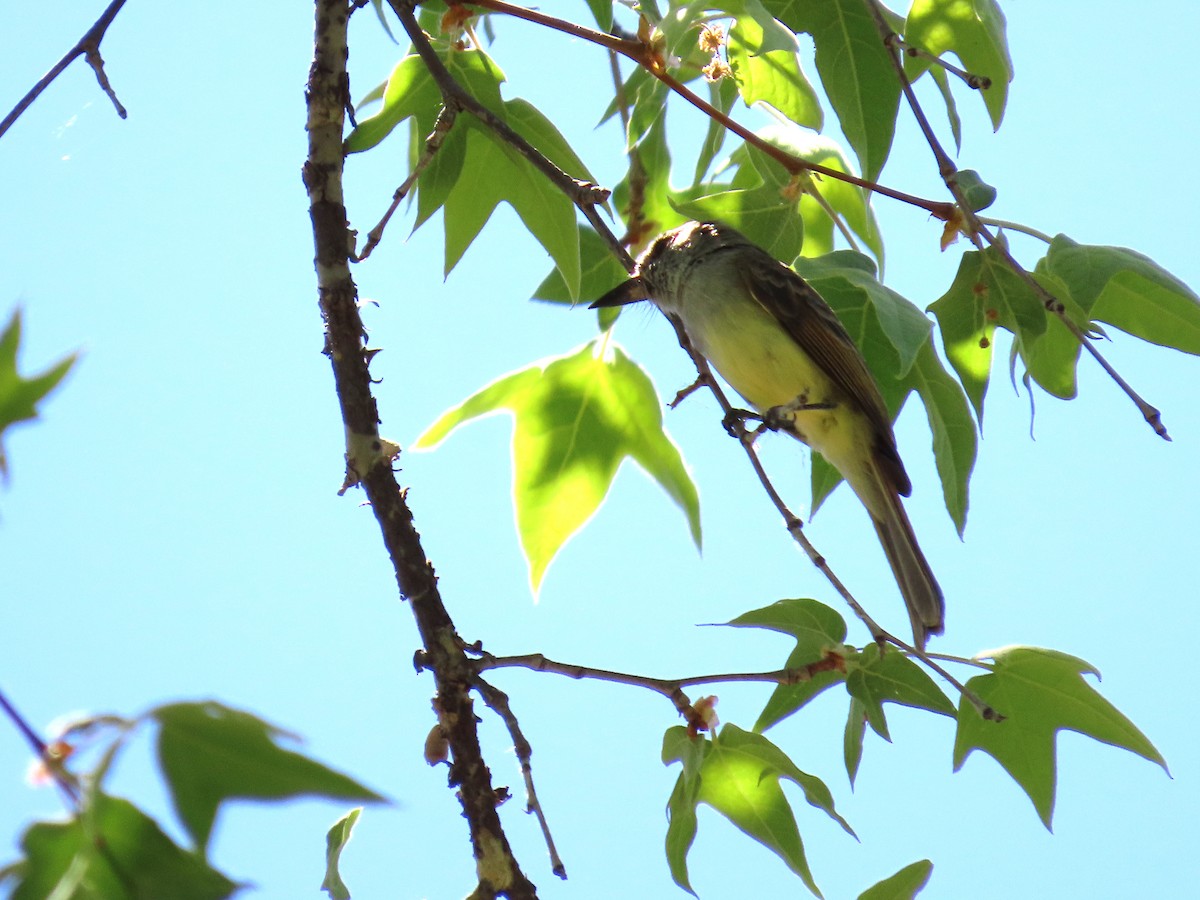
[305,3,537,896]
[0,0,128,141]
[862,0,1170,441]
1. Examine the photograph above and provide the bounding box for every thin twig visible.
[474,678,567,880]
[890,35,992,90]
[0,0,128,141]
[976,216,1053,244]
[863,0,1170,440]
[356,103,458,261]
[0,684,80,806]
[475,651,845,695]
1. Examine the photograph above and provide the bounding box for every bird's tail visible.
[870,485,944,649]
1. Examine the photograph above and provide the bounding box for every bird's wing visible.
[737,249,911,496]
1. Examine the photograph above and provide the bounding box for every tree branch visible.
[305,3,537,896]
[862,0,1170,440]
[0,0,128,141]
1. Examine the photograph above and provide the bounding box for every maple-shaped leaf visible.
[663,724,854,898]
[953,646,1168,828]
[413,339,700,593]
[0,310,76,479]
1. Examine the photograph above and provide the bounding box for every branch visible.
[0,684,80,806]
[0,0,128,141]
[305,3,537,896]
[465,0,955,219]
[862,0,1170,440]
[474,679,567,880]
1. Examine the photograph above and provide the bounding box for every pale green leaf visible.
[413,340,700,592]
[322,808,362,900]
[904,0,1012,129]
[727,3,823,130]
[858,860,934,900]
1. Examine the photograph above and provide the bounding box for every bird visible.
[592,220,944,647]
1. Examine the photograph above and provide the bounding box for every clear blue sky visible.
[2,3,1197,898]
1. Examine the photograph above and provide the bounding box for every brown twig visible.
[474,678,567,880]
[890,35,992,91]
[305,3,537,897]
[0,0,128,141]
[863,0,1170,440]
[475,651,845,696]
[356,103,458,261]
[0,684,81,807]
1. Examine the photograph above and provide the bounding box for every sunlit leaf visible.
[858,859,934,899]
[413,340,701,592]
[322,807,363,900]
[904,0,1012,129]
[726,1,823,130]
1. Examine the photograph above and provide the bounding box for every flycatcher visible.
[592,220,944,647]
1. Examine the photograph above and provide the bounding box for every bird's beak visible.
[589,276,648,309]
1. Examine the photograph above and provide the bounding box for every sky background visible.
[2,2,1197,898]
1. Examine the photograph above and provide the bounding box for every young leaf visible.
[857,859,934,899]
[413,339,701,593]
[953,646,1168,829]
[765,0,902,181]
[322,807,363,900]
[663,724,854,898]
[531,225,631,313]
[0,310,76,479]
[726,3,823,130]
[150,702,386,852]
[904,0,1013,129]
[6,794,239,900]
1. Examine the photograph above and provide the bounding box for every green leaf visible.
[726,599,849,732]
[6,794,238,900]
[843,696,867,786]
[413,340,701,592]
[904,0,1012,129]
[1037,235,1200,355]
[954,168,996,212]
[928,66,963,152]
[953,646,1168,829]
[728,127,884,265]
[726,1,823,130]
[693,76,740,184]
[442,128,580,296]
[765,0,902,181]
[898,339,976,535]
[151,702,386,852]
[322,808,363,900]
[929,246,1085,419]
[0,310,76,479]
[846,644,956,742]
[664,724,854,898]
[345,55,438,153]
[858,860,934,899]
[532,225,631,324]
